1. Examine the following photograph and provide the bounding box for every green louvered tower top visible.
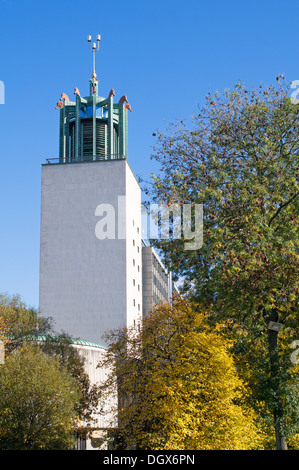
[57,34,131,164]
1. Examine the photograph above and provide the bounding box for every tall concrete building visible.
[39,36,142,345]
[38,37,178,451]
[142,241,176,318]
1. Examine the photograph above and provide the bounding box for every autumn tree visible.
[0,293,51,353]
[145,76,299,449]
[99,296,263,450]
[0,294,101,446]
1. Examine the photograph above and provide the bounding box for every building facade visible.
[142,242,175,318]
[39,45,142,345]
[40,158,142,345]
[38,38,177,449]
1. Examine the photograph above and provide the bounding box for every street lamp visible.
[267,321,283,332]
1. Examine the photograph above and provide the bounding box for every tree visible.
[0,294,101,445]
[39,334,101,432]
[146,77,299,449]
[99,296,263,450]
[0,293,51,353]
[0,343,81,450]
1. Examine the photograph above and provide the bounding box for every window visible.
[133,279,135,286]
[80,105,108,118]
[133,299,136,307]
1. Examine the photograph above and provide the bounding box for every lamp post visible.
[267,318,287,450]
[88,34,101,80]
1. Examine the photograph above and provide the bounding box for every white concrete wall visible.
[125,163,142,329]
[73,343,117,430]
[73,343,117,450]
[39,159,141,345]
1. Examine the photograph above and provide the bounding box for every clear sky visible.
[0,0,298,309]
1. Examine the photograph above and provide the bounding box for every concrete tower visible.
[39,36,142,344]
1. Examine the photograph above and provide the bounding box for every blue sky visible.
[0,0,298,309]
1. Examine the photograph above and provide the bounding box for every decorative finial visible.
[125,103,132,112]
[119,95,128,104]
[60,92,69,102]
[55,100,64,109]
[87,34,101,81]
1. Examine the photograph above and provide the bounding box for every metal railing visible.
[45,154,126,164]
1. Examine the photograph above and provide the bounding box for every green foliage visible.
[40,334,101,428]
[0,293,52,352]
[227,320,299,448]
[0,343,80,450]
[149,79,298,325]
[146,77,299,448]
[0,294,101,448]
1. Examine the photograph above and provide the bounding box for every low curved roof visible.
[29,334,107,350]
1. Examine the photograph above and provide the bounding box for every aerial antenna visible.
[87,34,101,80]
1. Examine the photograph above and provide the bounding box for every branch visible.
[268,192,299,227]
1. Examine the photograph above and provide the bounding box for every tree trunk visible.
[267,311,288,450]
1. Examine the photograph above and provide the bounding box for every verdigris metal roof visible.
[30,334,107,350]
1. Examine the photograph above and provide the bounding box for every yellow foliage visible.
[102,296,264,450]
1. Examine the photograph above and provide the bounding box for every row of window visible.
[133,299,141,311]
[132,219,141,312]
[133,239,140,253]
[153,282,168,301]
[132,259,140,271]
[153,273,168,298]
[132,219,140,234]
[133,279,141,291]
